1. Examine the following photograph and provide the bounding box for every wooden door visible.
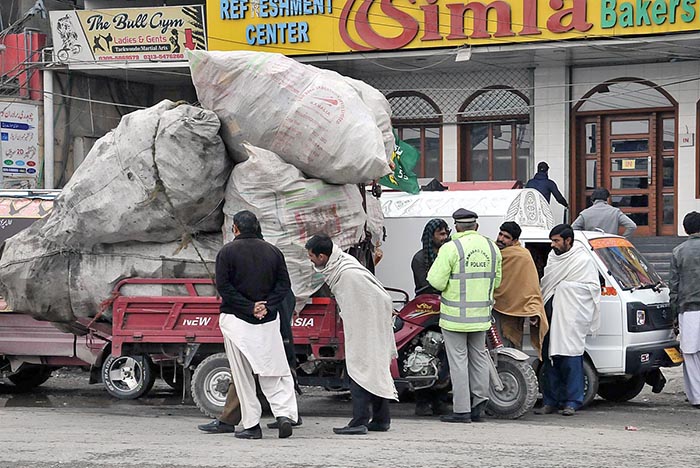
[602,115,655,236]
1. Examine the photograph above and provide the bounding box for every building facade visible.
[28,0,700,236]
[204,0,700,237]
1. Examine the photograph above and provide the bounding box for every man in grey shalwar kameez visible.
[669,211,700,408]
[306,233,398,435]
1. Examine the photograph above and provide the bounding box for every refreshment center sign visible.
[49,6,207,62]
[206,0,700,54]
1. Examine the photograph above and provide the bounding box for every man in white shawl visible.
[536,224,601,416]
[306,233,398,435]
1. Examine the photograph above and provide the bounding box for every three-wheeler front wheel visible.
[102,354,155,399]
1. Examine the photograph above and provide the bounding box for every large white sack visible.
[0,220,221,323]
[340,76,394,161]
[188,50,391,184]
[40,100,230,247]
[223,143,367,309]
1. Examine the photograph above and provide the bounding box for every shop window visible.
[387,91,442,180]
[458,87,531,182]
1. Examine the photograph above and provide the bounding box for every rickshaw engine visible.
[402,331,444,387]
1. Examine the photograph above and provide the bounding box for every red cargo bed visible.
[111,278,223,356]
[110,278,340,358]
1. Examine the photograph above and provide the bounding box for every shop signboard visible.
[206,0,700,55]
[0,102,40,185]
[49,6,207,63]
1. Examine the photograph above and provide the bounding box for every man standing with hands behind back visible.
[216,210,298,439]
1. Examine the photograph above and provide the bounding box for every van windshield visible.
[589,237,663,290]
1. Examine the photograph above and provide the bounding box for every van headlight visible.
[636,310,646,326]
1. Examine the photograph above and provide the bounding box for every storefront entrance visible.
[572,80,677,236]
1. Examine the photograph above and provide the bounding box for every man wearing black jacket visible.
[216,210,297,440]
[525,162,568,208]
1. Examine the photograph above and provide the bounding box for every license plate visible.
[664,347,684,364]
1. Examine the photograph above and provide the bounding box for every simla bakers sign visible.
[206,0,700,54]
[49,6,207,63]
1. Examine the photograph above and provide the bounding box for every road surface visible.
[1,367,698,468]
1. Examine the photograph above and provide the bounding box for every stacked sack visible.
[189,50,390,308]
[223,143,368,310]
[0,101,230,323]
[0,52,391,324]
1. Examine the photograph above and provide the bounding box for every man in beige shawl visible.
[492,222,548,358]
[306,233,398,435]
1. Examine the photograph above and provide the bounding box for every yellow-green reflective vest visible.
[427,231,502,332]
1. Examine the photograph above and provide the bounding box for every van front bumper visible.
[625,340,683,375]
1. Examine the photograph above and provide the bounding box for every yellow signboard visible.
[622,159,636,169]
[50,6,207,63]
[207,0,700,55]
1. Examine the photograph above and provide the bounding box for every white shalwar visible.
[219,313,298,429]
[679,310,700,405]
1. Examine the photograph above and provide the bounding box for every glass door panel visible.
[577,113,675,237]
[604,116,654,236]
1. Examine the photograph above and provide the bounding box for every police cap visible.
[452,208,478,224]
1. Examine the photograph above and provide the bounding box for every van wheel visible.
[582,358,599,408]
[191,353,231,419]
[597,375,645,402]
[8,365,53,391]
[102,354,155,400]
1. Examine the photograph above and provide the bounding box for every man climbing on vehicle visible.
[427,209,502,423]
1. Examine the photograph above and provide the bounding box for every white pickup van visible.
[377,188,682,406]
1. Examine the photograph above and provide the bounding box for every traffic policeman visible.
[427,208,502,423]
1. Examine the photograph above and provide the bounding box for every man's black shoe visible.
[267,415,303,429]
[197,419,236,434]
[234,424,262,439]
[333,425,368,435]
[471,401,488,423]
[440,412,471,423]
[276,416,293,439]
[366,421,390,432]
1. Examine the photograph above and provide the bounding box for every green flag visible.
[379,134,420,194]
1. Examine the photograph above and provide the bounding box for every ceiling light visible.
[456,47,472,62]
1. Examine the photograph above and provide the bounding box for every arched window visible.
[458,87,531,182]
[387,91,442,180]
[577,80,673,112]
